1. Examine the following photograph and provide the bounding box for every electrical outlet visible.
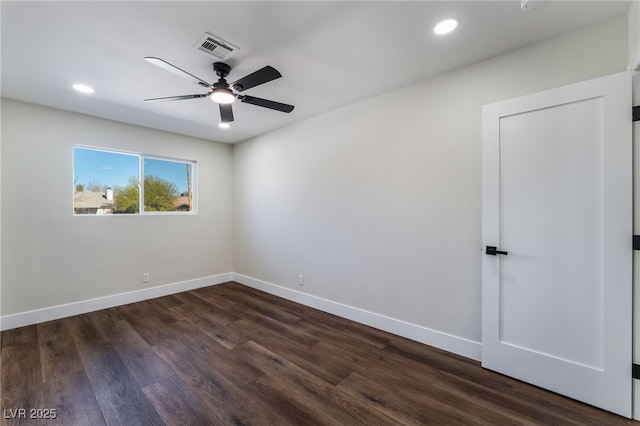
[142,273,150,283]
[298,274,304,286]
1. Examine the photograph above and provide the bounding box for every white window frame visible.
[141,154,197,215]
[73,145,197,216]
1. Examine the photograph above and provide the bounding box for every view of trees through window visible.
[73,147,195,215]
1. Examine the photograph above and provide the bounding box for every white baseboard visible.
[232,273,482,361]
[0,273,233,331]
[628,49,640,72]
[1,272,481,362]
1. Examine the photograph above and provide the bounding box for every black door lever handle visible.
[486,246,508,256]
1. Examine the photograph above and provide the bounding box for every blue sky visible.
[145,158,193,194]
[74,147,193,193]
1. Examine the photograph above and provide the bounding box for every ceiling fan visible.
[143,57,294,125]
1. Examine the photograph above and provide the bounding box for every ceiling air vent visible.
[193,33,239,60]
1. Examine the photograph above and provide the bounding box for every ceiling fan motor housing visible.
[213,62,231,78]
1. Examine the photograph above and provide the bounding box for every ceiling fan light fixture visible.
[211,88,235,104]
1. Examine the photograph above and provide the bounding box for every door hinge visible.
[633,363,640,379]
[633,106,640,122]
[634,236,640,250]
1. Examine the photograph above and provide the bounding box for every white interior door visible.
[482,72,632,418]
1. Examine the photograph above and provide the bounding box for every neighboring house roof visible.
[175,195,191,211]
[74,191,114,209]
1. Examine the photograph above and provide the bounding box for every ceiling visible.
[1,1,631,144]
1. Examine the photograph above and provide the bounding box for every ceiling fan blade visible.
[144,94,210,102]
[231,66,282,92]
[144,57,212,88]
[219,103,234,123]
[240,95,294,113]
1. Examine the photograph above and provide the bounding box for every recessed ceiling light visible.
[434,18,458,35]
[72,84,95,94]
[218,122,231,129]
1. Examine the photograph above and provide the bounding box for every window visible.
[73,147,196,215]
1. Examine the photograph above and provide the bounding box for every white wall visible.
[1,99,233,318]
[233,16,628,353]
[629,0,640,70]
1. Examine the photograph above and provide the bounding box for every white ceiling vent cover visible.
[193,33,239,60]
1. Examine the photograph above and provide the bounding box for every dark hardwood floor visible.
[1,282,635,425]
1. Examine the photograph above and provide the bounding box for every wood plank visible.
[337,353,527,425]
[115,302,179,347]
[68,311,163,424]
[145,294,184,310]
[152,335,280,426]
[247,376,339,426]
[168,299,247,349]
[343,320,393,349]
[294,317,387,354]
[1,325,38,348]
[218,282,312,317]
[66,314,109,355]
[143,376,225,425]
[430,370,590,425]
[174,290,241,325]
[89,307,124,336]
[1,343,42,426]
[337,371,487,426]
[37,319,83,383]
[77,342,163,425]
[101,319,173,387]
[237,340,402,426]
[38,370,106,426]
[153,320,263,387]
[383,337,630,425]
[243,336,352,387]
[206,284,302,324]
[291,320,430,387]
[228,314,319,351]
